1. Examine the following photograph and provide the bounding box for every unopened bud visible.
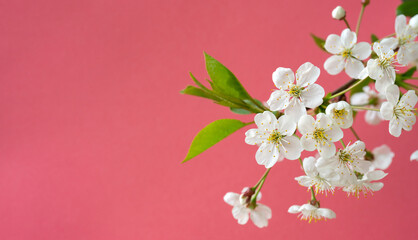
[332,6,346,20]
[362,0,370,7]
[410,15,418,32]
[239,187,255,205]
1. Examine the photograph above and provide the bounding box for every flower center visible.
[354,171,364,179]
[341,49,352,58]
[288,85,303,98]
[393,106,413,120]
[368,96,379,106]
[313,128,327,142]
[267,130,285,144]
[333,109,346,119]
[378,52,397,68]
[339,150,353,163]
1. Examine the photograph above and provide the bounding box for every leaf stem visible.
[343,18,351,30]
[252,168,271,191]
[356,3,366,36]
[251,168,271,203]
[350,126,360,140]
[340,139,346,148]
[310,187,317,202]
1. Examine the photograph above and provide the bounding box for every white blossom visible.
[411,150,418,161]
[224,188,272,228]
[317,141,371,177]
[343,170,387,197]
[324,29,371,78]
[267,62,325,121]
[298,113,343,158]
[288,203,336,222]
[332,6,346,20]
[381,15,418,65]
[369,144,394,171]
[295,156,339,194]
[380,84,418,137]
[366,42,397,93]
[245,111,302,168]
[351,86,385,125]
[325,101,353,129]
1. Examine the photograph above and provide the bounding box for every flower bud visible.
[332,6,346,20]
[410,15,418,32]
[362,0,370,7]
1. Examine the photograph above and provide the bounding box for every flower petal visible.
[288,205,301,214]
[395,14,407,36]
[325,34,343,54]
[298,115,315,135]
[380,102,394,120]
[250,204,272,228]
[276,115,297,136]
[232,205,250,224]
[410,150,418,161]
[284,98,306,122]
[372,145,394,170]
[380,37,398,51]
[281,135,302,160]
[341,28,357,49]
[295,62,320,87]
[245,128,263,145]
[256,143,281,168]
[224,192,240,206]
[385,84,400,105]
[255,111,277,130]
[350,92,369,105]
[352,42,371,60]
[389,117,402,137]
[317,141,336,158]
[317,208,336,219]
[267,90,290,111]
[300,136,316,151]
[365,110,383,125]
[399,90,418,109]
[345,58,365,79]
[301,84,325,108]
[272,67,294,89]
[366,170,387,181]
[324,55,345,75]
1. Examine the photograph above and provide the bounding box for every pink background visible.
[1,0,417,239]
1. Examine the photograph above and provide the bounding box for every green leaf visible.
[310,34,327,52]
[402,66,417,78]
[204,53,252,100]
[230,107,252,114]
[350,77,371,97]
[183,119,249,162]
[371,34,379,43]
[180,85,219,101]
[397,0,418,17]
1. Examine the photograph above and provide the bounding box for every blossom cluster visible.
[223,11,418,227]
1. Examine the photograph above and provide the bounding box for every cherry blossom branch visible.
[330,77,368,99]
[351,106,380,111]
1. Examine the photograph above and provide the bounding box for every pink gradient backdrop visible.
[0,0,417,239]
